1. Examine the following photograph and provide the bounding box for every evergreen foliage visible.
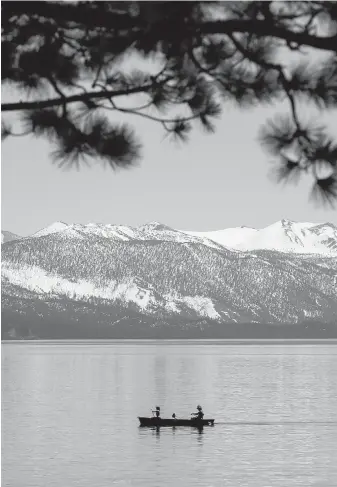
[2,1,337,203]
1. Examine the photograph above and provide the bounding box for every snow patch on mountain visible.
[81,224,132,240]
[2,263,114,299]
[184,226,258,248]
[236,220,317,253]
[2,263,154,307]
[181,219,337,255]
[110,280,156,310]
[138,222,174,232]
[2,261,222,320]
[33,221,69,238]
[163,293,181,313]
[163,292,220,320]
[182,295,220,319]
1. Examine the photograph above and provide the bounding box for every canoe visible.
[138,416,215,427]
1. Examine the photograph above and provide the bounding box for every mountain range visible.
[2,219,337,339]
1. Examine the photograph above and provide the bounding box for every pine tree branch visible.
[199,19,337,53]
[227,34,302,130]
[104,101,203,126]
[1,83,163,112]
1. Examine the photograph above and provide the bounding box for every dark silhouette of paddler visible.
[152,406,161,418]
[191,405,204,420]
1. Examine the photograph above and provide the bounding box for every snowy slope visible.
[182,219,337,255]
[184,226,258,248]
[28,221,227,250]
[33,221,69,238]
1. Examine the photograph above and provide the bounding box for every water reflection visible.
[151,426,161,438]
[2,343,337,487]
[139,425,205,435]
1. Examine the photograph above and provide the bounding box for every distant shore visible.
[3,338,337,345]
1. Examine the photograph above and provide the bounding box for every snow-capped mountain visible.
[27,219,337,255]
[183,219,337,255]
[30,220,227,250]
[1,219,337,339]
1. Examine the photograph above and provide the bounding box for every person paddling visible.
[152,406,161,418]
[191,405,204,420]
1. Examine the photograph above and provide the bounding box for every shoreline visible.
[3,338,337,344]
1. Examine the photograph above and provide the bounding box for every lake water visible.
[2,340,337,487]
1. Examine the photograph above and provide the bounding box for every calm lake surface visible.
[2,340,337,487]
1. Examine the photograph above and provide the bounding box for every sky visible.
[2,3,337,238]
[2,100,337,237]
